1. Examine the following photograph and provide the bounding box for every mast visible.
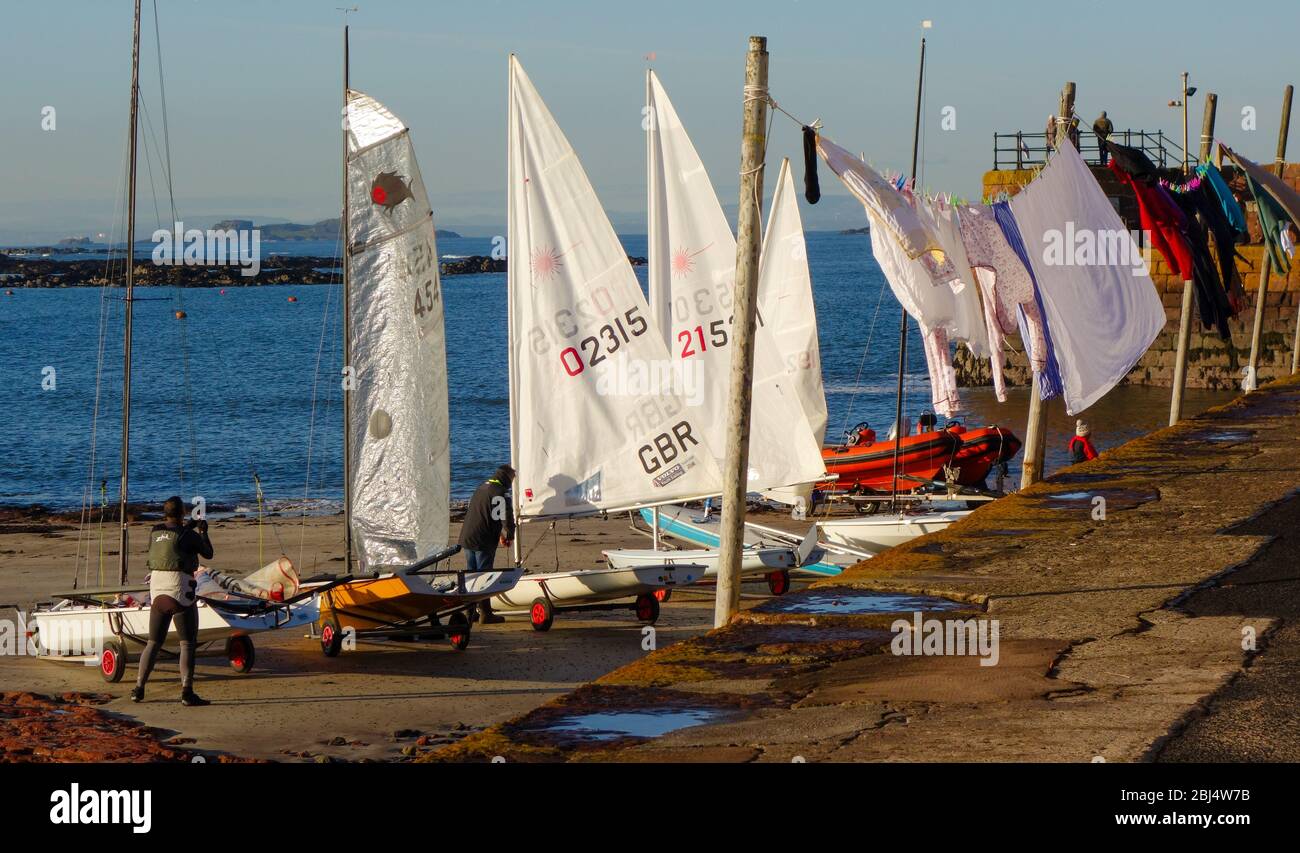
[342,25,354,575]
[507,56,522,568]
[889,30,926,508]
[117,0,142,585]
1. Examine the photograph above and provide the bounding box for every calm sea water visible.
[0,233,1232,510]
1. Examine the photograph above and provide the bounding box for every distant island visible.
[839,226,870,235]
[213,218,462,241]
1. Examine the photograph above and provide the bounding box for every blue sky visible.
[1,0,1296,242]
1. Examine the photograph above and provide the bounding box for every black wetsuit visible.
[135,521,212,692]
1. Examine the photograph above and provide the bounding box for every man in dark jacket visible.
[1093,111,1114,165]
[458,465,516,624]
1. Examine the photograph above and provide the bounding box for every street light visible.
[1168,73,1194,173]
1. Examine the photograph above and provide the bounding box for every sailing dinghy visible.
[31,1,343,682]
[489,58,726,631]
[305,47,520,655]
[603,74,830,594]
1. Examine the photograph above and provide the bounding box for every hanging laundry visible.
[1245,170,1294,275]
[802,125,821,204]
[1200,160,1247,234]
[992,201,1065,400]
[865,208,961,417]
[925,198,992,360]
[1222,144,1300,225]
[816,135,958,287]
[957,203,1052,387]
[1107,148,1235,339]
[1006,140,1166,415]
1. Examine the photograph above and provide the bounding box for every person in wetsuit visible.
[130,496,213,706]
[458,465,516,625]
[1068,420,1099,464]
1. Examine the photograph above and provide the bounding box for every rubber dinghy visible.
[309,80,521,655]
[32,560,333,682]
[491,58,726,632]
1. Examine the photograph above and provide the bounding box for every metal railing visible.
[993,129,1184,171]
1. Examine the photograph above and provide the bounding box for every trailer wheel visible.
[766,570,791,596]
[654,588,672,603]
[448,611,471,651]
[529,598,554,632]
[320,622,343,657]
[100,641,126,683]
[226,636,255,673]
[635,593,660,624]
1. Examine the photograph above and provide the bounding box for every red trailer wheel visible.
[530,598,554,632]
[654,588,672,602]
[226,636,255,673]
[766,570,791,596]
[100,641,126,683]
[635,593,660,624]
[448,611,471,651]
[320,622,343,657]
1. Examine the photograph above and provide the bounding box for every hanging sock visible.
[802,125,821,204]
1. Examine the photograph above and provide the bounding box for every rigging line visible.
[74,136,132,588]
[836,240,893,441]
[300,218,347,567]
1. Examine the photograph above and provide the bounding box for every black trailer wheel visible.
[320,622,343,657]
[635,593,660,624]
[99,641,126,683]
[766,570,791,596]
[529,598,554,632]
[448,611,471,651]
[226,635,255,673]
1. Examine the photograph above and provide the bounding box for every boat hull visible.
[818,511,969,555]
[639,505,845,577]
[948,426,1022,487]
[491,564,697,612]
[310,569,521,632]
[603,546,796,578]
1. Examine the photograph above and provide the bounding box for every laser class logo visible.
[370,171,413,211]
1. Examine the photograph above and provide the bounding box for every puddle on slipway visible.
[536,709,729,743]
[1185,427,1254,444]
[1037,487,1159,512]
[755,587,964,615]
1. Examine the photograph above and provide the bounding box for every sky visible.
[1,0,1296,243]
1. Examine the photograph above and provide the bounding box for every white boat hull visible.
[491,563,698,612]
[817,511,969,555]
[31,595,320,662]
[603,546,795,578]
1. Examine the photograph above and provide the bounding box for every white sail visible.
[507,57,724,520]
[345,90,450,568]
[758,159,829,505]
[645,71,826,494]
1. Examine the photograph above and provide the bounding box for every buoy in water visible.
[174,310,187,319]
[219,288,226,295]
[287,296,298,303]
[4,290,13,296]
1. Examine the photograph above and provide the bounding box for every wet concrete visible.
[435,375,1300,763]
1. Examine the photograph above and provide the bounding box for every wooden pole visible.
[1247,85,1293,391]
[715,36,769,628]
[117,0,142,584]
[1020,82,1073,488]
[1170,91,1216,426]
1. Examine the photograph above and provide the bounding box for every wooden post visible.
[1020,82,1073,489]
[1247,85,1293,390]
[1170,92,1216,426]
[715,36,768,628]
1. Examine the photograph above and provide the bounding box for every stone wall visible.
[955,165,1300,391]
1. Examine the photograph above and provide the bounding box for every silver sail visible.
[345,90,449,569]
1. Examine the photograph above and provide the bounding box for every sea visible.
[0,232,1233,511]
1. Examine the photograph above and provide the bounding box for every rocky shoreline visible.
[0,253,646,289]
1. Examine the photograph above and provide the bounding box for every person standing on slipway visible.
[458,465,516,624]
